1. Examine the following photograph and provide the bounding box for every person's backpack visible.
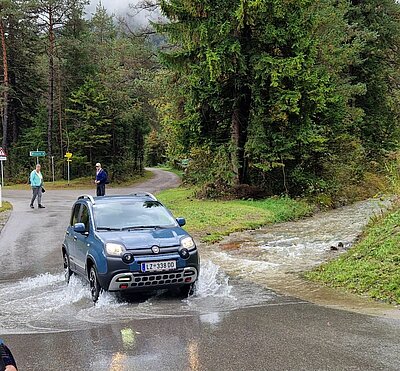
[103,169,110,184]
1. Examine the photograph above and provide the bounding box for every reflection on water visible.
[120,328,136,349]
[109,352,127,371]
[188,340,200,371]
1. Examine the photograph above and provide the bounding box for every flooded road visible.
[0,261,301,335]
[213,197,391,277]
[205,197,399,315]
[1,172,399,370]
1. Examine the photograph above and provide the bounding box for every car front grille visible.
[131,272,185,287]
[108,267,198,291]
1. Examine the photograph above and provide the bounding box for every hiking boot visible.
[30,204,34,209]
[38,204,45,208]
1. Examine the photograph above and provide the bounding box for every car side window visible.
[80,205,90,232]
[71,204,81,226]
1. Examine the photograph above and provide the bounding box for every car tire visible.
[173,284,194,297]
[63,252,73,283]
[89,265,102,302]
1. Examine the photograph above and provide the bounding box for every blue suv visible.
[62,193,199,301]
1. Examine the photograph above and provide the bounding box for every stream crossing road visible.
[0,168,399,371]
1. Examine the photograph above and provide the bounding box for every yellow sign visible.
[65,152,72,158]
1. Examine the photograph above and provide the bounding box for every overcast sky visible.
[86,1,156,25]
[86,0,141,16]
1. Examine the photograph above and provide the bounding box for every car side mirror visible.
[74,222,87,234]
[176,217,186,227]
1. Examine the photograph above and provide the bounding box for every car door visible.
[74,203,92,276]
[66,203,81,272]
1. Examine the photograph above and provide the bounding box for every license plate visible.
[141,260,176,272]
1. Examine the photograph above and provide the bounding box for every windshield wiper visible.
[121,225,161,230]
[96,227,121,231]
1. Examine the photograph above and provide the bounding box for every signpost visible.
[29,150,46,165]
[65,152,72,185]
[0,147,7,187]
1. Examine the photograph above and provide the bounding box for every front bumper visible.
[97,249,199,292]
[108,266,198,291]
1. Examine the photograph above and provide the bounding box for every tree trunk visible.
[47,7,55,157]
[57,62,63,157]
[0,19,9,150]
[231,87,252,185]
[231,106,241,185]
[231,23,252,186]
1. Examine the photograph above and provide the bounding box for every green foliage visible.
[0,1,159,182]
[66,78,112,163]
[347,0,400,156]
[0,201,12,213]
[154,0,400,200]
[145,129,166,166]
[183,144,234,186]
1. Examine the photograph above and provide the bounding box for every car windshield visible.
[93,200,177,230]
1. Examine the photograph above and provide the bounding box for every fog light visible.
[179,247,190,260]
[122,253,134,264]
[117,276,131,282]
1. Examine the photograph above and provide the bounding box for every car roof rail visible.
[129,192,158,201]
[78,194,96,204]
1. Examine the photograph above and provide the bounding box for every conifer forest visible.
[1,1,400,201]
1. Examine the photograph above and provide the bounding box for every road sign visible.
[30,151,46,157]
[0,147,5,186]
[65,152,72,158]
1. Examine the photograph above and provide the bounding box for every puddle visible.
[0,261,299,334]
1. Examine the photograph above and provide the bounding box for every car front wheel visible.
[89,266,101,302]
[63,252,73,283]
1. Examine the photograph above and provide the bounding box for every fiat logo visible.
[151,245,160,254]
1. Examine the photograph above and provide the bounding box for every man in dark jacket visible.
[94,162,107,196]
[0,339,17,371]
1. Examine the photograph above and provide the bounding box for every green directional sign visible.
[30,151,46,157]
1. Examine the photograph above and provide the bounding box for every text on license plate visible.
[141,260,176,272]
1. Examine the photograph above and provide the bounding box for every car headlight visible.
[181,236,195,250]
[105,242,125,256]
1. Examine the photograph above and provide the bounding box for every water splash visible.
[194,260,232,298]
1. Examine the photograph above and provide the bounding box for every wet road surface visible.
[1,169,399,370]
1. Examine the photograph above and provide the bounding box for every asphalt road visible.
[0,168,399,371]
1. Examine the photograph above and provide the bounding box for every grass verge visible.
[4,170,154,190]
[305,203,400,305]
[0,201,12,212]
[157,187,313,243]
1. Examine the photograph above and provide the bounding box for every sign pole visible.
[1,160,3,187]
[51,156,55,182]
[67,160,70,186]
[64,152,72,186]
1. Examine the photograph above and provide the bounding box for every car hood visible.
[97,227,187,249]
